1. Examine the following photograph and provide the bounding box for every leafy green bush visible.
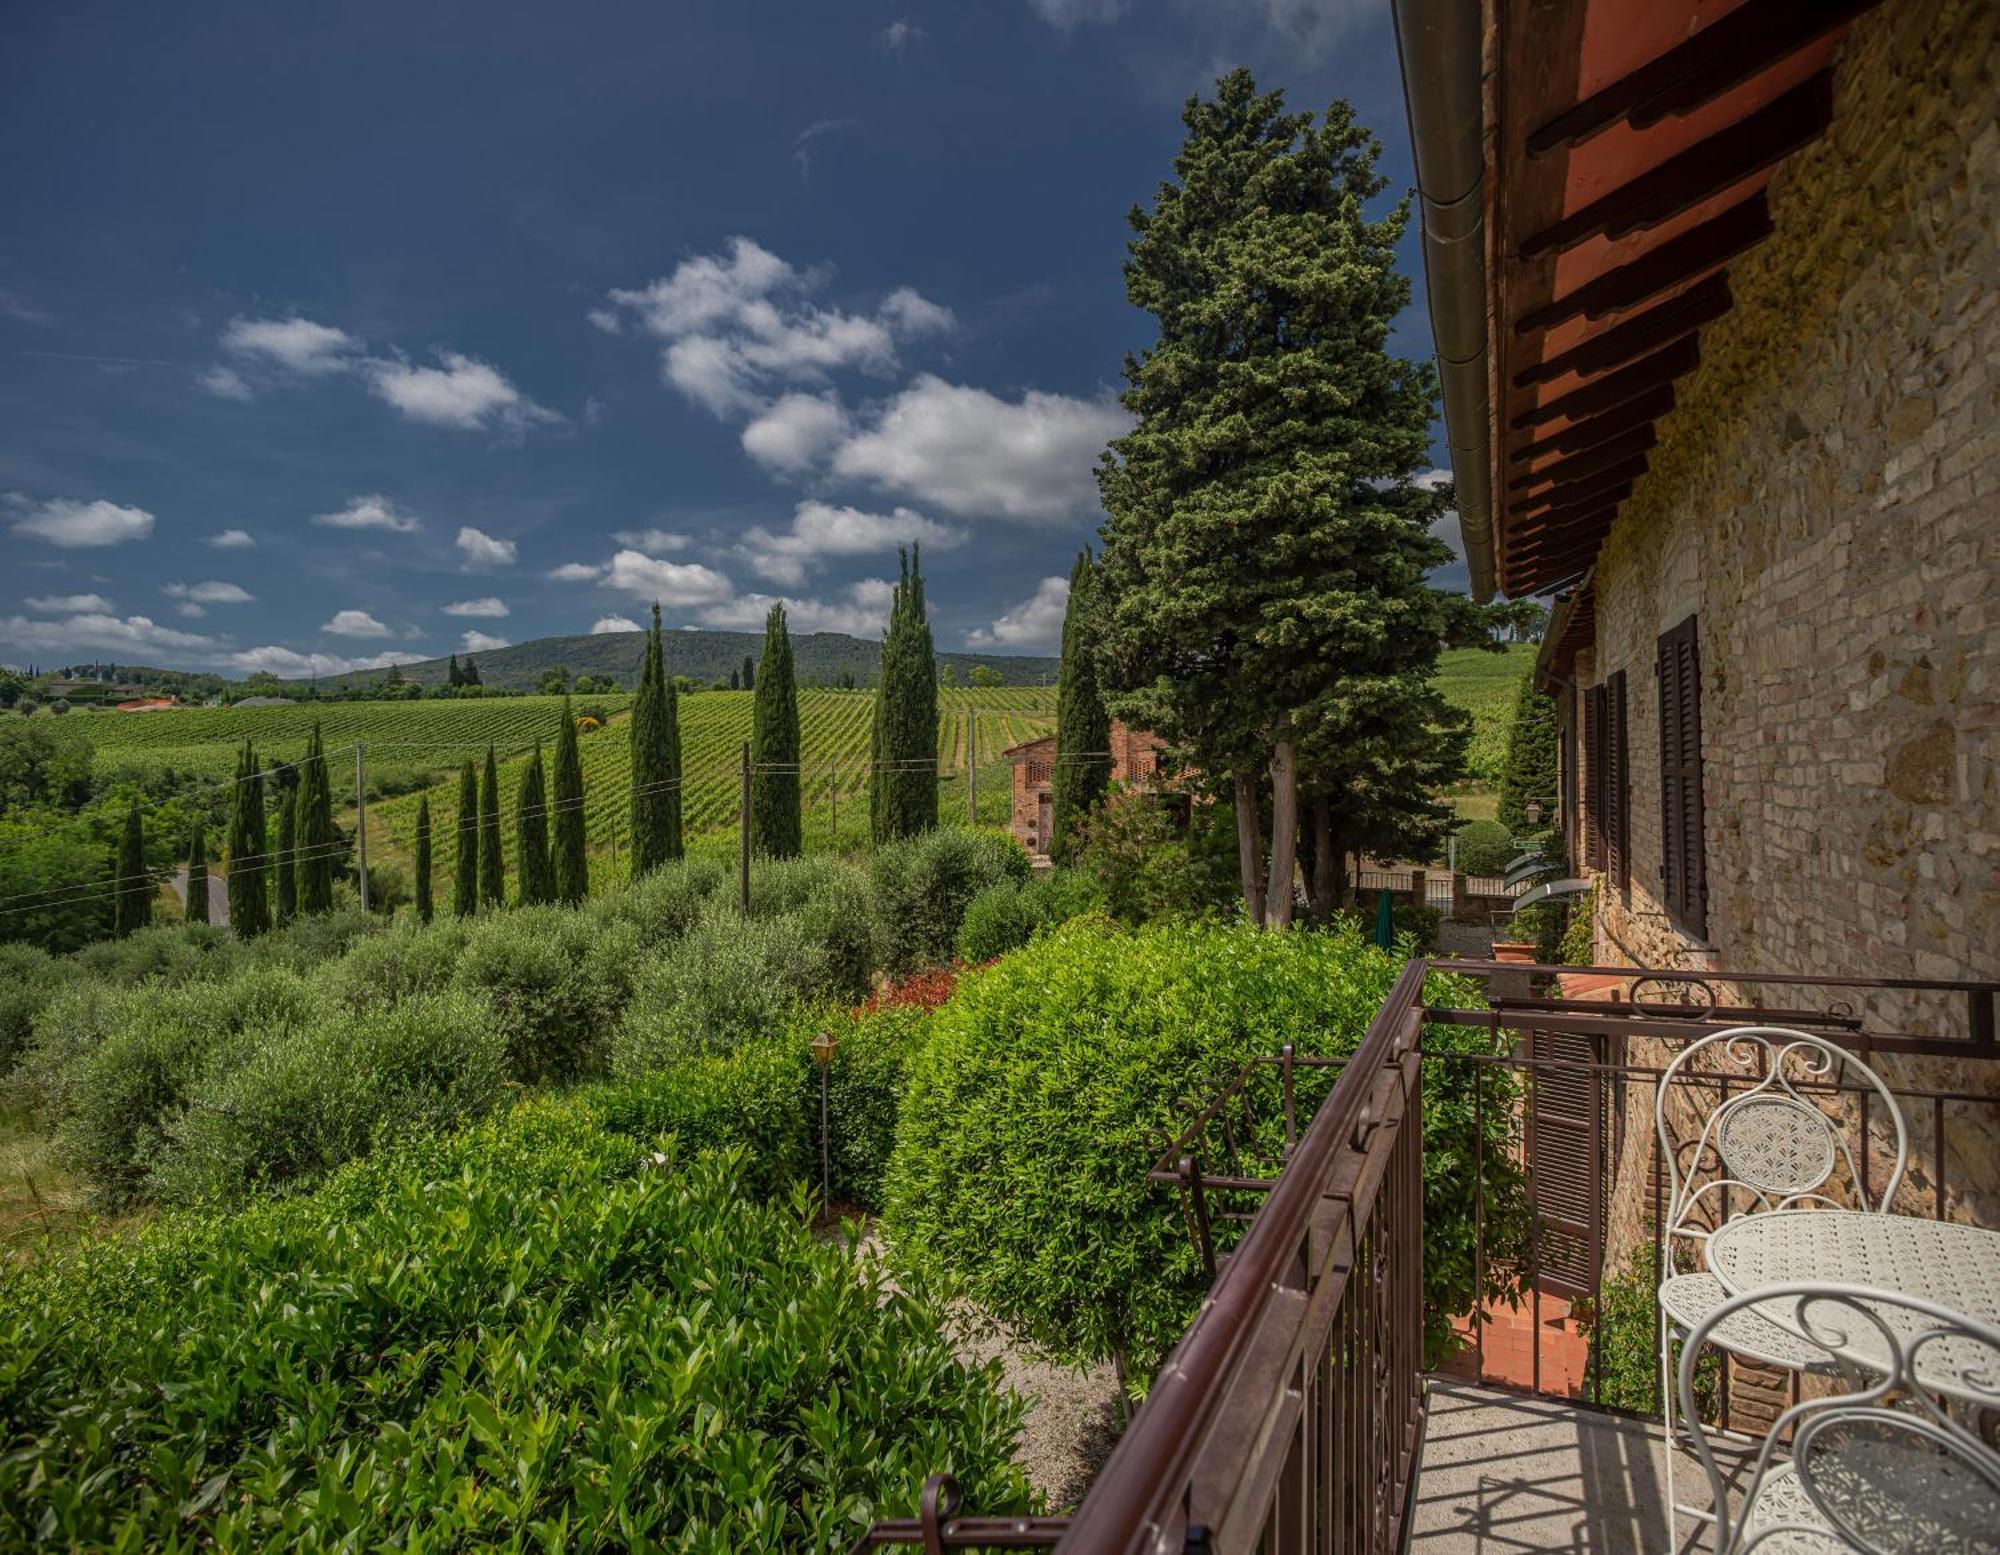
[1073,790,1238,924]
[823,1004,930,1210]
[1454,818,1515,876]
[1558,880,1597,965]
[756,855,874,1004]
[453,905,642,1082]
[69,920,239,988]
[241,906,386,973]
[0,1100,1031,1550]
[315,912,474,1009]
[7,981,135,1121]
[146,987,509,1205]
[870,828,1030,975]
[586,855,728,952]
[595,1036,812,1202]
[955,869,1106,963]
[0,944,61,1073]
[611,902,824,1073]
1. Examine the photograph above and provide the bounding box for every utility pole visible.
[355,742,369,912]
[738,739,751,912]
[966,711,977,825]
[828,759,837,842]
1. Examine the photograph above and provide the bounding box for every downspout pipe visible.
[1392,0,1499,601]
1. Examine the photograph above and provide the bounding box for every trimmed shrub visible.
[242,906,386,974]
[595,1036,812,1202]
[0,944,61,1074]
[452,906,641,1083]
[585,855,727,952]
[315,913,475,1010]
[146,987,508,1205]
[955,869,1105,963]
[611,903,822,1073]
[883,918,1516,1379]
[759,857,874,1005]
[822,1004,929,1211]
[869,827,1030,975]
[0,1100,1031,1550]
[69,921,238,989]
[1453,818,1515,877]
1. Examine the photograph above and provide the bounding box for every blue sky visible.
[0,0,1449,677]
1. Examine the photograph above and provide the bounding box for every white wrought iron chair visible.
[1655,1027,1909,1545]
[1677,1283,2000,1554]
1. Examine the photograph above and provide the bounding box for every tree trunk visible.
[1234,769,1266,926]
[1266,740,1299,930]
[1307,795,1335,924]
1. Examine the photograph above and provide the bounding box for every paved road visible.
[170,864,229,928]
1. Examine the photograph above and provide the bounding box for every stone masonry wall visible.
[1573,0,2000,1274]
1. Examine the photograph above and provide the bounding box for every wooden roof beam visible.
[1510,427,1658,493]
[1509,386,1676,463]
[1510,336,1699,431]
[1527,0,1876,155]
[1513,274,1731,388]
[1516,196,1769,337]
[1508,513,1621,562]
[1515,460,1648,519]
[1520,72,1832,260]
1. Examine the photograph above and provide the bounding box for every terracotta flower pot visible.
[1491,941,1538,965]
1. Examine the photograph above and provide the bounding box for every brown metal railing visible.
[854,960,2000,1554]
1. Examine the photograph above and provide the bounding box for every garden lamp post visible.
[811,1028,839,1211]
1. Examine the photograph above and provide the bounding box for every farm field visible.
[1435,643,1533,784]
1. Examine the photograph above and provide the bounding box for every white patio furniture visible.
[1676,1282,2000,1555]
[1653,1027,1909,1547]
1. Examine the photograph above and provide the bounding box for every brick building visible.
[1418,0,2000,1253]
[1003,720,1167,857]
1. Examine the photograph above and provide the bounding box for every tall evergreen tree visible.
[414,794,433,924]
[1050,549,1113,866]
[553,698,588,903]
[227,741,270,937]
[273,770,298,926]
[515,743,556,905]
[742,654,755,691]
[479,743,504,908]
[454,760,480,916]
[447,653,463,689]
[1095,71,1453,928]
[296,725,336,915]
[1497,671,1559,835]
[870,546,939,843]
[462,655,482,687]
[184,823,209,926]
[629,603,683,871]
[729,667,740,691]
[113,803,150,936]
[750,602,802,857]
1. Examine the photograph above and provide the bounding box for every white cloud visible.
[879,287,954,336]
[206,527,255,548]
[794,117,860,180]
[365,351,560,434]
[199,365,254,401]
[603,549,736,607]
[314,494,420,533]
[693,578,897,639]
[9,496,156,548]
[738,500,962,588]
[831,374,1128,522]
[877,19,925,54]
[163,580,253,604]
[600,237,948,417]
[591,614,642,634]
[740,391,851,474]
[324,608,392,638]
[967,575,1070,651]
[176,603,207,619]
[461,630,509,653]
[548,561,605,582]
[0,611,219,660]
[609,527,691,552]
[228,645,407,677]
[442,597,509,618]
[455,525,516,567]
[221,316,359,376]
[1028,0,1133,25]
[24,592,113,613]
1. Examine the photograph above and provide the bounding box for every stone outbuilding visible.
[1002,720,1168,858]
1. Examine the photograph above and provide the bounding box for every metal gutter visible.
[1392,0,1498,601]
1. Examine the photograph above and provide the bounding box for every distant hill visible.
[313,629,1058,692]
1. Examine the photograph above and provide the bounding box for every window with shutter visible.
[1606,670,1629,893]
[1583,684,1606,871]
[1656,616,1707,936]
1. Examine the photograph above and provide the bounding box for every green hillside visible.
[1436,643,1535,783]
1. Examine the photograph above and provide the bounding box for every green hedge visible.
[869,828,1029,975]
[594,1035,813,1202]
[955,870,1105,963]
[823,1004,930,1211]
[0,1099,1032,1550]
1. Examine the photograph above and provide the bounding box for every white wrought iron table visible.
[1707,1210,2000,1403]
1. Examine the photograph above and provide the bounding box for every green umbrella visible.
[1374,888,1395,949]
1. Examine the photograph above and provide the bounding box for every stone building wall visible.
[1563,0,2000,1271]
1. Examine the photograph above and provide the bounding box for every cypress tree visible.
[227,741,270,937]
[742,654,755,691]
[414,794,433,923]
[750,602,802,858]
[629,603,684,871]
[553,698,588,902]
[447,653,463,689]
[871,546,939,844]
[454,760,480,915]
[297,726,336,915]
[729,667,739,691]
[462,655,482,687]
[479,743,504,908]
[1050,548,1113,866]
[1497,671,1559,835]
[274,771,298,926]
[515,743,556,905]
[662,638,684,860]
[185,824,209,926]
[113,803,150,936]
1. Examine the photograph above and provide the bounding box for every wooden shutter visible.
[1656,616,1707,936]
[1526,1024,1604,1301]
[1583,684,1606,871]
[1606,670,1629,892]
